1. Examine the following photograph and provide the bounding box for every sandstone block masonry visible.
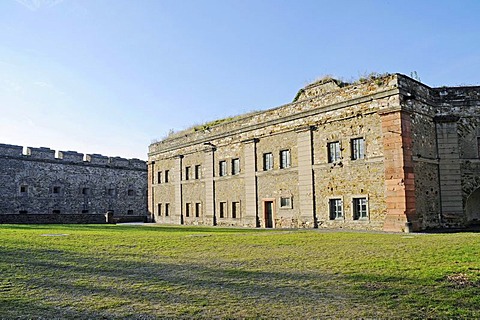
[148,74,480,232]
[0,145,147,224]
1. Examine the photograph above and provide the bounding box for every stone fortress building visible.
[148,73,480,232]
[0,144,147,223]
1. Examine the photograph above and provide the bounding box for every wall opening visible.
[465,187,480,224]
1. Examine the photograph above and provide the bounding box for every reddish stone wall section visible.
[381,110,418,232]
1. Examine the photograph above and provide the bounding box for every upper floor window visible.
[52,186,61,195]
[108,188,115,196]
[82,187,91,195]
[329,198,343,220]
[165,170,170,183]
[219,161,227,177]
[185,166,190,180]
[280,150,291,169]
[351,138,365,160]
[20,185,28,193]
[232,158,240,175]
[195,165,201,179]
[157,171,162,184]
[327,141,341,163]
[477,137,480,158]
[127,189,135,196]
[353,197,368,220]
[263,153,273,171]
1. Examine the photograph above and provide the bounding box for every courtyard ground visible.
[0,224,479,319]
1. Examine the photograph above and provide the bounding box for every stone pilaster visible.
[380,110,418,232]
[243,138,258,227]
[174,155,183,224]
[296,127,316,227]
[204,147,216,225]
[435,116,463,226]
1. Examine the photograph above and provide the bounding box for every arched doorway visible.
[465,187,480,224]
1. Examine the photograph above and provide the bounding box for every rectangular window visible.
[20,185,28,193]
[219,161,227,177]
[280,150,291,169]
[477,137,480,158]
[232,158,240,175]
[157,171,162,184]
[219,202,227,218]
[280,197,292,209]
[231,202,240,218]
[195,202,201,218]
[351,138,365,160]
[157,203,162,216]
[195,165,201,179]
[128,189,135,196]
[108,188,115,196]
[327,141,341,163]
[165,203,170,216]
[353,197,368,220]
[127,210,134,215]
[185,166,190,180]
[263,153,273,171]
[329,198,343,220]
[165,170,169,183]
[53,186,61,194]
[82,188,90,195]
[185,203,191,217]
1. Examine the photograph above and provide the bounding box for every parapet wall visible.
[0,144,146,170]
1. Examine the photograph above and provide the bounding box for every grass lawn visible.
[0,224,479,319]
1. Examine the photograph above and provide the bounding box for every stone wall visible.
[0,144,147,224]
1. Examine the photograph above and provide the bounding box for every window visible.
[108,188,115,196]
[263,153,273,171]
[185,203,191,217]
[128,189,135,196]
[127,210,134,215]
[52,210,60,214]
[280,150,291,169]
[53,186,61,194]
[219,161,227,177]
[219,202,227,218]
[185,166,190,180]
[20,185,28,193]
[82,188,90,195]
[351,138,365,160]
[195,202,201,218]
[280,197,292,209]
[327,141,341,163]
[165,170,170,183]
[329,198,343,220]
[232,158,240,175]
[81,210,89,214]
[195,165,201,179]
[353,197,368,220]
[157,203,162,216]
[231,202,240,218]
[165,203,170,217]
[477,137,480,158]
[157,171,162,184]
[19,210,28,214]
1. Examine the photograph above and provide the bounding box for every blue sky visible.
[1,0,479,160]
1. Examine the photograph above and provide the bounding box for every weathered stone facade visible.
[148,74,480,232]
[0,144,147,223]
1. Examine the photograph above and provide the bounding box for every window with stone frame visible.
[185,203,191,217]
[195,202,201,218]
[20,185,28,194]
[351,137,365,160]
[219,201,227,218]
[280,150,291,169]
[353,197,368,220]
[82,187,91,195]
[165,203,170,216]
[327,141,341,163]
[329,198,343,220]
[157,203,162,216]
[195,165,201,179]
[279,197,292,209]
[127,189,135,196]
[477,137,480,158]
[185,166,190,180]
[157,171,162,184]
[232,158,240,175]
[231,201,240,218]
[108,188,115,196]
[263,152,273,171]
[165,170,170,183]
[52,186,61,194]
[219,161,227,177]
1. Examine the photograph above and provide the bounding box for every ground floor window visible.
[195,202,201,218]
[219,202,227,218]
[329,198,343,220]
[231,201,240,218]
[353,197,368,220]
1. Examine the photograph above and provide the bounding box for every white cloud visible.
[14,0,64,11]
